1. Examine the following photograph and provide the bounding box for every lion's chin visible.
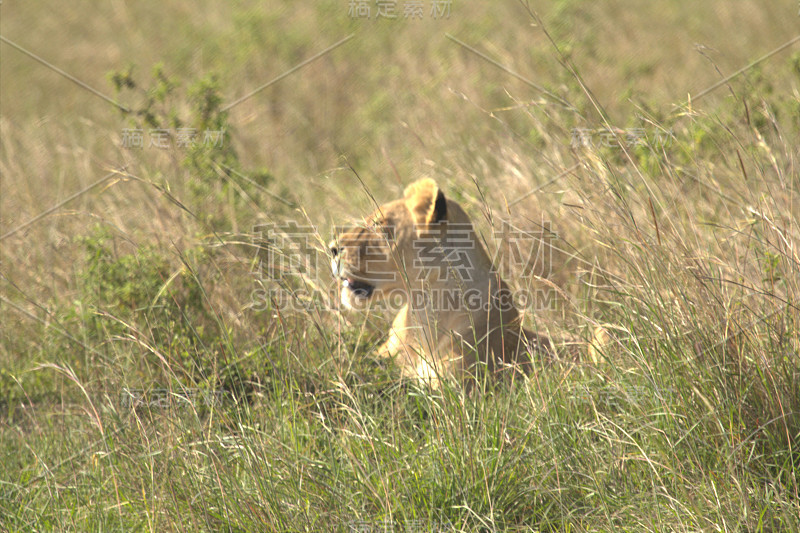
[340,288,371,310]
[340,278,376,310]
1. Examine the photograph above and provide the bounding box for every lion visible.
[329,178,557,386]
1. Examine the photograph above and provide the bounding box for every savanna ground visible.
[1,1,799,531]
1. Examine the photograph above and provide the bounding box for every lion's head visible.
[329,178,496,311]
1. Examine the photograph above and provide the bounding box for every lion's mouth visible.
[342,277,375,298]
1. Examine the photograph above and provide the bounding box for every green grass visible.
[1,1,799,531]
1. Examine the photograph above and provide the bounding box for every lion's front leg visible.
[376,305,422,379]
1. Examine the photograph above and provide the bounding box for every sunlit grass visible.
[1,1,798,531]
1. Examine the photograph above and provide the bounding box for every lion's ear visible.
[404,178,447,226]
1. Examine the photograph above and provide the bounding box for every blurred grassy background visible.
[1,1,799,531]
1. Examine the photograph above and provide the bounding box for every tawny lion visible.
[330,178,561,385]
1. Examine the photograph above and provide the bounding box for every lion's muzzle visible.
[329,240,377,306]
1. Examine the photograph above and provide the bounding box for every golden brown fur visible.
[330,178,553,385]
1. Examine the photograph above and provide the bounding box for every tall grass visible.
[1,1,799,530]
